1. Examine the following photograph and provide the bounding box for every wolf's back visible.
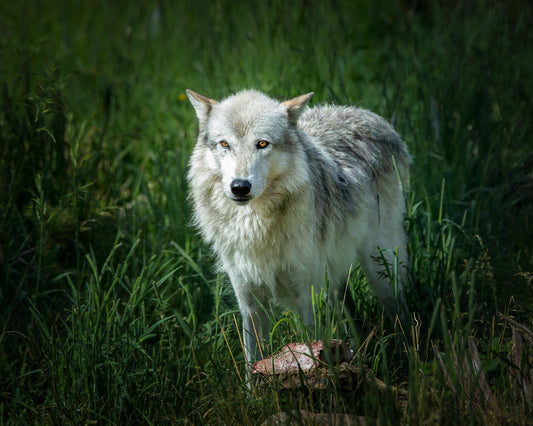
[298,105,410,180]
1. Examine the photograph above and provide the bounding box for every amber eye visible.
[257,140,270,149]
[220,140,230,149]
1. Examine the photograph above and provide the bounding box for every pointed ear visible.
[281,92,314,124]
[186,89,219,124]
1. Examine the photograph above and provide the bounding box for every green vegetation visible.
[1,0,532,423]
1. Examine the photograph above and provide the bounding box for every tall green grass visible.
[1,0,532,423]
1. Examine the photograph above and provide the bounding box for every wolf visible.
[186,89,410,374]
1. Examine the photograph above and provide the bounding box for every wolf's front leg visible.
[230,274,271,378]
[241,306,269,368]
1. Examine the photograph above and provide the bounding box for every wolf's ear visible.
[281,92,314,124]
[186,89,219,124]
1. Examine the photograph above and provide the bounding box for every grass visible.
[1,0,532,423]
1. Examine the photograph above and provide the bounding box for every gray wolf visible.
[186,89,410,374]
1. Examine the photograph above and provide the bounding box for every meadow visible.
[1,0,532,423]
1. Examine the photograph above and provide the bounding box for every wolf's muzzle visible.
[229,179,252,204]
[230,179,252,197]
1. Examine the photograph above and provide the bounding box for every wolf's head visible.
[186,89,313,205]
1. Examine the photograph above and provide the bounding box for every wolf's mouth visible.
[230,196,252,205]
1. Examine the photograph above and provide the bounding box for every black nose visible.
[230,179,252,196]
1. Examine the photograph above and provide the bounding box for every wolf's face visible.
[187,90,313,205]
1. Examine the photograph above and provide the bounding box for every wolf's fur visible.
[186,89,410,371]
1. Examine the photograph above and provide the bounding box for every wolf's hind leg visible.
[358,224,409,322]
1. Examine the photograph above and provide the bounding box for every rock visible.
[252,340,404,425]
[252,339,404,398]
[252,340,354,376]
[262,410,374,425]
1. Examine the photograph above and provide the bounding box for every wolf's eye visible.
[219,140,230,149]
[257,140,270,149]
